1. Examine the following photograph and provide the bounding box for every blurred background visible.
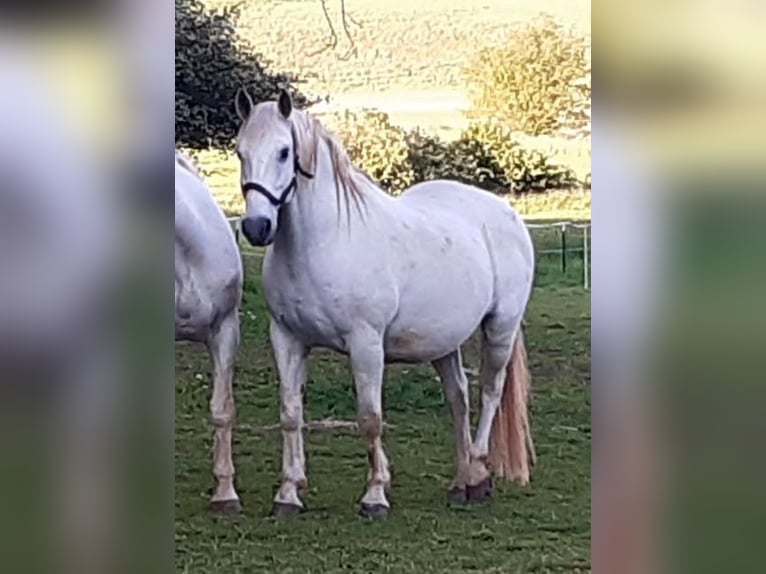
[0,2,173,574]
[2,0,765,572]
[593,1,766,573]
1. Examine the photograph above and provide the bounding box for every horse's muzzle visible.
[241,216,273,246]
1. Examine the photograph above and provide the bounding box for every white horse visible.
[234,90,536,518]
[175,151,243,512]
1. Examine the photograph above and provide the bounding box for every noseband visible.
[240,129,314,207]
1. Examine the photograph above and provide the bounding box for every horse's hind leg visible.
[207,309,241,513]
[468,313,523,502]
[432,350,472,503]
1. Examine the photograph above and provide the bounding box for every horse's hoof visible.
[270,501,304,517]
[209,498,242,514]
[358,503,390,519]
[447,486,468,505]
[466,476,493,504]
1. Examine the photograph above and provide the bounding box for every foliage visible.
[464,13,591,137]
[175,0,312,149]
[331,110,416,192]
[406,130,508,193]
[331,111,581,195]
[461,120,580,192]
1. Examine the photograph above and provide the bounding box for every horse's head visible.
[234,89,313,247]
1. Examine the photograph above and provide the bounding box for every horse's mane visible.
[294,112,369,217]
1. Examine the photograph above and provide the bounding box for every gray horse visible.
[175,151,243,512]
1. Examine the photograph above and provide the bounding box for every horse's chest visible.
[175,273,214,339]
[264,280,347,346]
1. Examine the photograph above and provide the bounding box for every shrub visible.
[464,13,590,137]
[406,130,508,193]
[462,121,580,192]
[175,0,312,149]
[331,111,580,194]
[330,110,416,192]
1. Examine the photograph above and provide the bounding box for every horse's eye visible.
[278,147,289,163]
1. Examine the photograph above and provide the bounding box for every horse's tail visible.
[488,328,536,484]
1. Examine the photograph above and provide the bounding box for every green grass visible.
[175,231,591,573]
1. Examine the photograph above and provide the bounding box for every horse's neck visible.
[275,137,390,255]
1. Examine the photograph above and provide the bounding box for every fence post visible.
[583,223,590,290]
[228,217,240,244]
[560,222,567,274]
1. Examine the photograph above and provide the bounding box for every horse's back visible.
[401,179,513,218]
[399,179,533,265]
[175,154,242,341]
[175,154,241,273]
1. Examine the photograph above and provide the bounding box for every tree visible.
[175,0,311,149]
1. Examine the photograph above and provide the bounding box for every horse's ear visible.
[277,89,292,119]
[235,87,254,121]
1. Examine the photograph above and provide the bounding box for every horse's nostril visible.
[259,219,272,241]
[241,217,272,245]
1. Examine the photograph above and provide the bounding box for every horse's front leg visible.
[349,329,391,518]
[270,319,309,516]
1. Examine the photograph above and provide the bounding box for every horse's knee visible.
[359,411,382,441]
[210,399,235,428]
[280,399,303,432]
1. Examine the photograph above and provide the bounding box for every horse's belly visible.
[383,245,493,362]
[384,292,490,362]
[384,322,477,362]
[384,328,456,363]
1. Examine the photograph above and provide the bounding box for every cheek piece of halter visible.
[240,130,314,207]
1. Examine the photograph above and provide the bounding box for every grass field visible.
[175,229,591,573]
[205,0,589,96]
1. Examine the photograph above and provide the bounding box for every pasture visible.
[204,0,590,96]
[175,227,591,573]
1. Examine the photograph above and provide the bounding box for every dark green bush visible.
[331,110,415,192]
[331,111,581,195]
[461,121,580,192]
[406,130,508,193]
[175,0,312,149]
[464,13,590,137]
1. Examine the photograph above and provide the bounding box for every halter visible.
[240,128,314,207]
